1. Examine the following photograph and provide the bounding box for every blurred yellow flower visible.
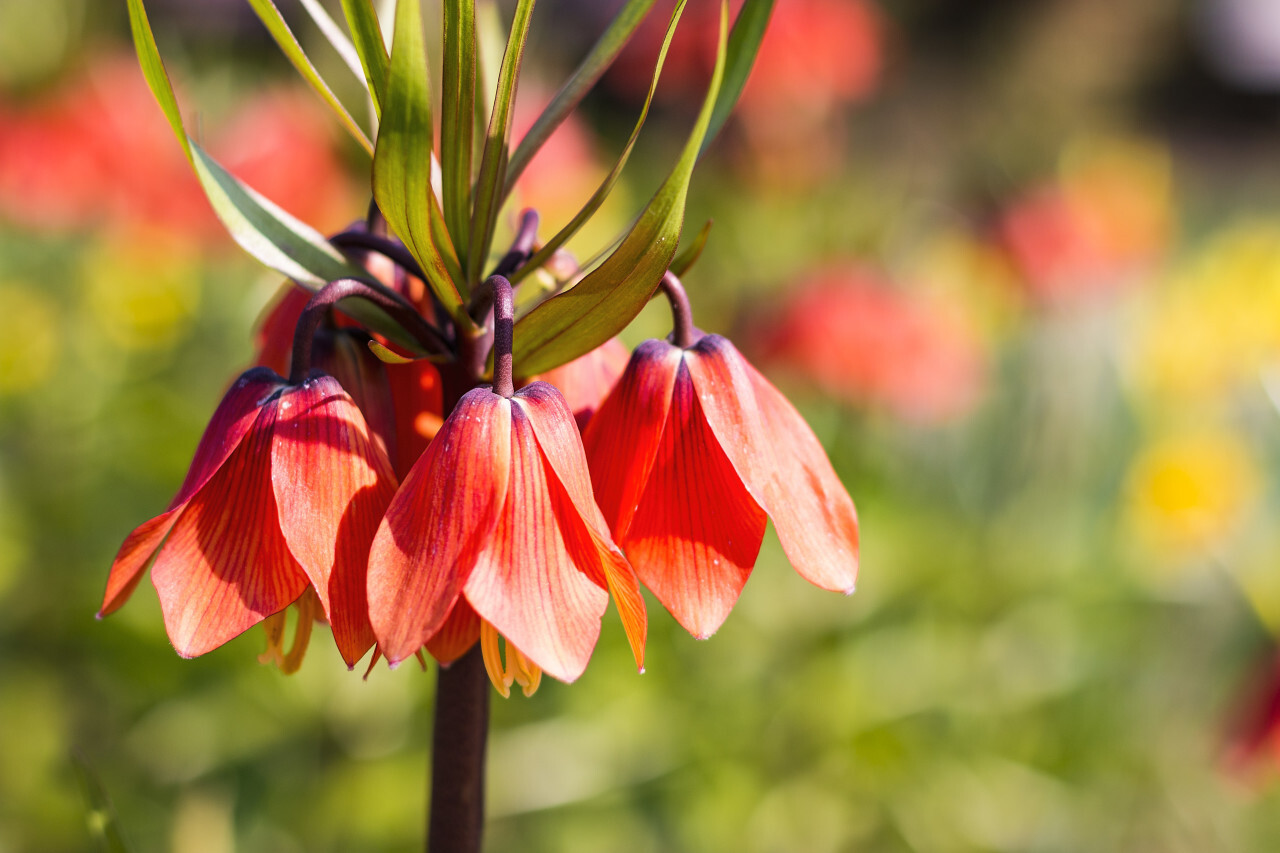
[1129,219,1280,407]
[1124,429,1261,564]
[0,282,58,395]
[81,234,201,351]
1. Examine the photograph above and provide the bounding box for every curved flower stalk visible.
[583,274,859,638]
[368,278,646,695]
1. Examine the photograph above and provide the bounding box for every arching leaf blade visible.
[700,0,774,157]
[244,0,374,156]
[441,0,477,259]
[505,0,656,194]
[508,0,686,286]
[340,0,390,119]
[373,0,470,321]
[467,0,536,287]
[512,1,730,376]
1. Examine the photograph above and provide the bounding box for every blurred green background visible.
[11,0,1280,850]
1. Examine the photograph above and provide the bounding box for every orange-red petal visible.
[99,368,283,617]
[517,382,647,670]
[463,401,609,683]
[535,336,631,430]
[582,339,682,540]
[687,335,858,593]
[368,388,511,665]
[745,361,859,592]
[271,376,398,667]
[624,359,767,638]
[150,399,310,657]
[425,598,482,664]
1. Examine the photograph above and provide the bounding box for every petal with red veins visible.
[518,382,647,671]
[368,389,510,665]
[150,400,310,657]
[625,359,767,639]
[746,362,859,592]
[581,339,682,539]
[426,598,482,664]
[168,368,285,510]
[272,376,398,667]
[385,358,444,479]
[536,336,631,430]
[689,336,858,592]
[99,369,283,617]
[464,403,609,683]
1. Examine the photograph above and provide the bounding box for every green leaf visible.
[340,0,390,119]
[244,0,374,156]
[508,0,685,286]
[505,0,655,193]
[372,0,471,324]
[73,754,132,853]
[466,0,535,287]
[670,218,712,277]
[441,0,477,260]
[512,1,730,376]
[700,0,774,157]
[297,0,366,86]
[126,0,363,288]
[474,0,505,132]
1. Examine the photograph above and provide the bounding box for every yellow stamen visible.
[480,620,512,698]
[509,646,542,698]
[258,609,288,667]
[258,588,319,675]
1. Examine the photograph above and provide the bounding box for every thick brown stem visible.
[427,646,490,853]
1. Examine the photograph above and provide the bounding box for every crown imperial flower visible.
[99,365,397,667]
[582,276,859,638]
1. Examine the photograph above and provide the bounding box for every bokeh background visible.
[10,0,1280,849]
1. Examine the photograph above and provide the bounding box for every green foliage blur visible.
[11,0,1280,850]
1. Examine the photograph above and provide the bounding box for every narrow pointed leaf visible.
[126,0,369,289]
[701,0,774,157]
[467,0,535,286]
[244,0,374,156]
[474,0,505,147]
[512,2,729,375]
[340,0,390,118]
[298,0,367,86]
[505,0,656,192]
[509,0,685,287]
[373,0,470,320]
[441,0,477,257]
[670,219,711,277]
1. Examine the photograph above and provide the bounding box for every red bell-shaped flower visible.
[99,366,397,667]
[583,333,859,639]
[368,381,646,687]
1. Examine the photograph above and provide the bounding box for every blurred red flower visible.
[0,54,356,241]
[751,267,985,424]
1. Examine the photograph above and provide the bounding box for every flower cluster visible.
[101,0,860,697]
[101,248,859,695]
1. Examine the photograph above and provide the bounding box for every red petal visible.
[252,283,310,375]
[150,400,310,657]
[271,376,398,667]
[746,361,859,591]
[100,510,180,617]
[535,337,631,430]
[581,339,682,539]
[169,368,285,510]
[99,368,282,617]
[463,402,609,683]
[624,359,767,638]
[425,598,482,664]
[385,358,444,479]
[687,336,858,593]
[518,382,647,671]
[367,389,510,665]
